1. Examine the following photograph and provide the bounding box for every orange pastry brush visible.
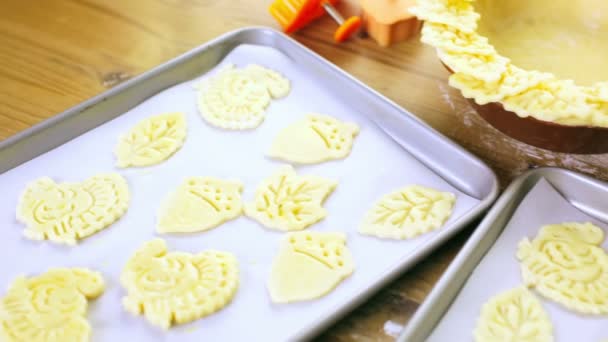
[269,0,361,42]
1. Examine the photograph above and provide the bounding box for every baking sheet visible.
[428,178,608,341]
[0,44,480,341]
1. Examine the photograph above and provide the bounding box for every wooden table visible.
[2,0,607,340]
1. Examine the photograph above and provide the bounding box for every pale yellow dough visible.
[268,231,354,303]
[359,185,455,240]
[16,173,130,245]
[412,0,608,127]
[157,177,243,233]
[121,239,239,329]
[244,165,337,231]
[473,287,553,342]
[196,64,290,130]
[517,222,608,315]
[268,114,360,164]
[0,268,104,342]
[115,112,187,168]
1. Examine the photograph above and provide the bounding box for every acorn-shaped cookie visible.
[268,231,354,303]
[517,222,608,314]
[268,114,359,164]
[157,177,243,233]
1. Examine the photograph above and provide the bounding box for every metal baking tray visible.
[399,167,608,341]
[0,27,498,341]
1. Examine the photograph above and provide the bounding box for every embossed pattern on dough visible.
[0,268,104,342]
[412,0,608,127]
[359,185,455,240]
[473,287,553,342]
[268,114,360,164]
[157,177,243,233]
[244,165,337,231]
[268,231,354,303]
[121,239,239,329]
[517,222,608,314]
[16,173,130,245]
[196,64,290,130]
[115,112,187,168]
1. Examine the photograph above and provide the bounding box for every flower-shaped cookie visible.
[0,268,104,342]
[157,177,243,233]
[244,165,337,231]
[268,231,354,303]
[474,287,553,342]
[121,239,239,329]
[17,173,130,245]
[115,112,187,168]
[517,222,608,314]
[196,64,290,130]
[359,185,455,239]
[268,114,360,164]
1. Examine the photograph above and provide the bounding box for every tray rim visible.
[0,26,500,341]
[398,167,608,341]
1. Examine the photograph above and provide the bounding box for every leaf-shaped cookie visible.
[115,112,187,168]
[359,185,456,239]
[517,222,608,314]
[121,239,239,329]
[196,64,290,130]
[0,268,104,342]
[157,177,243,233]
[268,114,360,164]
[473,287,553,342]
[16,173,130,245]
[244,165,337,231]
[268,231,354,303]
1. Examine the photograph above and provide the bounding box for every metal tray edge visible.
[398,167,608,341]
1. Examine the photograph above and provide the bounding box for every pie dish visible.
[412,0,608,153]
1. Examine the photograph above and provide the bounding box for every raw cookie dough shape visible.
[244,165,337,231]
[196,64,290,130]
[157,177,243,233]
[268,231,354,303]
[268,113,360,164]
[115,112,187,168]
[517,222,608,314]
[359,185,456,240]
[17,173,130,245]
[121,239,239,329]
[0,268,104,342]
[473,287,553,342]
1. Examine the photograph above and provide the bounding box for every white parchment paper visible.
[0,44,479,341]
[429,178,608,342]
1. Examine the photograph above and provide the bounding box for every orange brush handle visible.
[269,0,339,33]
[334,16,361,42]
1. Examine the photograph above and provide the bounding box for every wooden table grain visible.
[2,0,607,340]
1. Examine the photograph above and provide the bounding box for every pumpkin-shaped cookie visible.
[121,239,239,329]
[157,177,243,233]
[0,268,104,342]
[268,231,354,303]
[17,173,130,245]
[268,114,359,164]
[517,222,608,314]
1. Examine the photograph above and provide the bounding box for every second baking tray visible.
[400,167,608,341]
[0,28,498,341]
